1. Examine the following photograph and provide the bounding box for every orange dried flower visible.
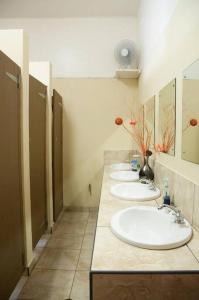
[190,118,198,126]
[129,120,137,126]
[115,117,123,126]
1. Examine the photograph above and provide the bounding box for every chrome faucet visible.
[139,178,156,190]
[158,204,185,224]
[148,180,156,191]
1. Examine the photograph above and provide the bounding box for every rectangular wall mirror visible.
[182,59,199,164]
[145,96,155,150]
[158,79,176,156]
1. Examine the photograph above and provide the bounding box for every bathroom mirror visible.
[145,96,155,150]
[182,59,199,164]
[158,79,176,156]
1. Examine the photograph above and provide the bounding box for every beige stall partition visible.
[52,90,63,221]
[29,62,54,231]
[0,29,34,269]
[29,75,47,248]
[0,51,25,299]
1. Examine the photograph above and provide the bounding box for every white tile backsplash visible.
[173,174,194,224]
[104,150,138,165]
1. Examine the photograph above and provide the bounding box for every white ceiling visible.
[0,0,139,18]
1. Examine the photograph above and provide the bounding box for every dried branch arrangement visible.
[115,106,153,156]
[155,104,175,153]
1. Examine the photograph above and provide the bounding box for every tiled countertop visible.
[91,166,199,272]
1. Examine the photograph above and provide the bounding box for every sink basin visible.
[110,163,132,171]
[110,182,161,201]
[111,206,192,250]
[110,171,139,182]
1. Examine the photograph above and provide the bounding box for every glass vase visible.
[139,156,154,180]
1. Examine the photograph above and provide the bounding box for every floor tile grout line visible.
[69,211,90,298]
[36,212,86,282]
[39,246,83,251]
[34,267,82,272]
[18,211,95,299]
[20,213,82,297]
[35,211,88,299]
[35,213,90,278]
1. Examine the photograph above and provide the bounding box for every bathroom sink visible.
[110,182,160,201]
[110,171,139,182]
[110,163,132,171]
[111,206,192,250]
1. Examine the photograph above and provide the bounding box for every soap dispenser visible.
[163,178,171,205]
[131,154,141,172]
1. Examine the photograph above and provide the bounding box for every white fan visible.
[114,39,137,69]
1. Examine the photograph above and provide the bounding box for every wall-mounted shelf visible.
[115,69,140,79]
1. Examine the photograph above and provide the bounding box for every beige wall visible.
[53,78,138,208]
[138,0,199,185]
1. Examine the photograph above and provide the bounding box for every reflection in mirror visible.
[182,59,199,164]
[145,96,155,150]
[158,79,176,156]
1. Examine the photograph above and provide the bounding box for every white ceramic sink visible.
[110,182,161,201]
[111,206,192,250]
[110,171,139,182]
[110,163,132,171]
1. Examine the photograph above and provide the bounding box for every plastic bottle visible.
[163,178,171,205]
[131,155,141,172]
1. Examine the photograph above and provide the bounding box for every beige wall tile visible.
[104,150,137,165]
[174,174,194,223]
[155,161,197,224]
[154,161,175,203]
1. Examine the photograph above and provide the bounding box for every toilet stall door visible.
[52,89,63,221]
[0,51,25,299]
[29,75,47,248]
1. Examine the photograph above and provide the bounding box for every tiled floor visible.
[16,210,97,300]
